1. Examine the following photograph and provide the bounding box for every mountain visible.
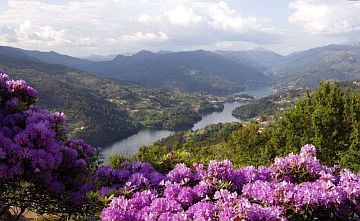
[0,46,271,93]
[270,44,360,88]
[0,47,230,145]
[0,46,39,61]
[5,44,360,93]
[0,46,94,70]
[216,48,284,71]
[19,49,94,70]
[157,50,173,54]
[84,50,271,93]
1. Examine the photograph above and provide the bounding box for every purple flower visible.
[187,201,216,220]
[300,144,317,157]
[166,163,194,184]
[99,186,114,196]
[246,204,285,221]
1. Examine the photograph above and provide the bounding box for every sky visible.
[0,0,359,56]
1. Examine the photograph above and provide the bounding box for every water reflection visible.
[192,102,242,130]
[101,129,172,157]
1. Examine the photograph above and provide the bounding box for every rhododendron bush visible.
[101,145,360,220]
[0,69,100,219]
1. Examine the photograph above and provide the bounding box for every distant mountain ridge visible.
[215,48,284,72]
[2,44,360,91]
[19,48,93,70]
[0,46,272,93]
[270,44,360,88]
[83,49,271,93]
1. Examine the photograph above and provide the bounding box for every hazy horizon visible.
[1,0,360,57]
[3,42,360,59]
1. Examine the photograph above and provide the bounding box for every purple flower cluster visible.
[0,69,37,112]
[93,161,164,196]
[269,144,331,183]
[101,144,360,220]
[0,70,99,207]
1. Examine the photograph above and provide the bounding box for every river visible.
[101,86,272,158]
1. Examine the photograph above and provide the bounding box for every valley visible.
[1,43,360,151]
[0,48,233,146]
[101,85,270,158]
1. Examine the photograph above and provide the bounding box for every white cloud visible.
[18,20,67,45]
[137,14,153,24]
[164,1,262,33]
[166,5,202,27]
[0,20,68,46]
[0,24,17,43]
[0,0,294,55]
[0,20,95,47]
[205,1,258,32]
[0,0,105,48]
[289,0,360,34]
[121,32,169,42]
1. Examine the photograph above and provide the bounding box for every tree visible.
[269,81,360,170]
[229,123,272,167]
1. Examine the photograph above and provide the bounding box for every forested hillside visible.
[232,88,303,120]
[0,54,225,145]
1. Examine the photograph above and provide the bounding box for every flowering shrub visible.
[0,69,99,219]
[101,144,360,220]
[93,162,164,196]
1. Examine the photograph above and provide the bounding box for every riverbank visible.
[101,101,244,158]
[100,86,273,158]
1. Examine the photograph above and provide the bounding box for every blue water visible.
[101,86,272,158]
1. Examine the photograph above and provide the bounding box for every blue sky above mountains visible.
[0,0,359,56]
